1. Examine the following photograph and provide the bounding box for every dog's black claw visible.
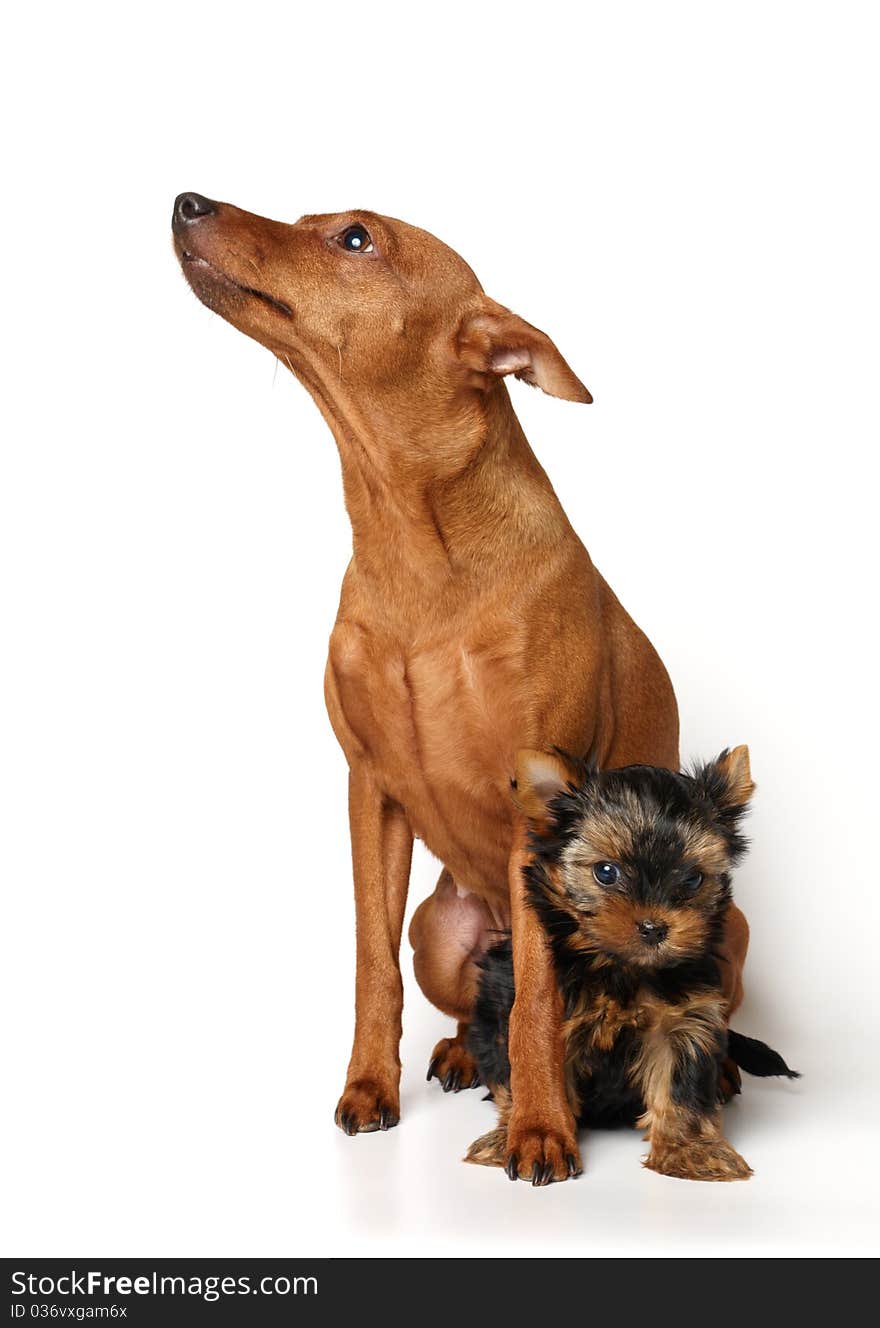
[426,1057,439,1082]
[506,1154,519,1181]
[338,1112,357,1136]
[565,1153,580,1178]
[442,1069,462,1092]
[541,1160,555,1186]
[531,1161,543,1187]
[379,1107,392,1131]
[469,1073,481,1089]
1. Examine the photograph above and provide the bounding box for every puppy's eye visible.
[680,871,704,895]
[338,224,374,253]
[593,861,620,887]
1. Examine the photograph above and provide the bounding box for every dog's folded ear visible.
[513,748,583,827]
[456,300,592,403]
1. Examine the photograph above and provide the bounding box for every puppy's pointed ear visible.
[513,748,582,828]
[698,745,756,817]
[714,745,755,808]
[456,300,592,403]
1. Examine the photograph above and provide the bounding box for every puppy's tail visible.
[728,1029,800,1080]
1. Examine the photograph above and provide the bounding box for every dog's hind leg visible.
[713,904,750,1099]
[426,1023,481,1092]
[718,902,750,1015]
[409,870,503,1091]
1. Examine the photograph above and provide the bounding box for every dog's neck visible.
[295,370,578,594]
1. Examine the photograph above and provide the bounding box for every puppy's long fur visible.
[466,747,797,1184]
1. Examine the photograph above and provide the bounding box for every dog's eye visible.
[680,870,704,895]
[338,224,374,254]
[593,861,620,887]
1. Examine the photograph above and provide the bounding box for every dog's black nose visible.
[174,192,217,225]
[637,919,668,945]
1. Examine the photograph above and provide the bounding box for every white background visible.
[2,1,878,1257]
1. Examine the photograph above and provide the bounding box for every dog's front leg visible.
[504,819,582,1184]
[335,767,413,1134]
[637,1001,752,1181]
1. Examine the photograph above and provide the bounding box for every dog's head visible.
[513,747,755,970]
[172,195,590,419]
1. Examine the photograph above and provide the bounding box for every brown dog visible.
[172,195,749,1182]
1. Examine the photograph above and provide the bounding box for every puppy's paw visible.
[426,1035,480,1093]
[464,1127,509,1168]
[644,1137,752,1182]
[335,1079,400,1135]
[504,1115,582,1185]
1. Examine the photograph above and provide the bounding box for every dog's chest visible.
[326,619,527,886]
[599,996,646,1047]
[565,992,647,1055]
[564,992,650,1128]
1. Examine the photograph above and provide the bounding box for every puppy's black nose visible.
[174,192,217,225]
[637,919,668,946]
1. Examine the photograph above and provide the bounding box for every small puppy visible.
[466,747,797,1184]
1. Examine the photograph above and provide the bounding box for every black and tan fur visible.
[466,746,798,1184]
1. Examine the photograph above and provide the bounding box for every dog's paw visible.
[504,1116,582,1185]
[717,1056,742,1104]
[644,1137,752,1182]
[426,1035,480,1093]
[334,1079,400,1135]
[464,1127,509,1168]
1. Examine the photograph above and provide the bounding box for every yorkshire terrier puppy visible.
[466,746,798,1184]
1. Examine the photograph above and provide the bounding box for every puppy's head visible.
[513,747,755,970]
[171,195,590,445]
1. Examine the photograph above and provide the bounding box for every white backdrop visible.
[2,1,877,1257]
